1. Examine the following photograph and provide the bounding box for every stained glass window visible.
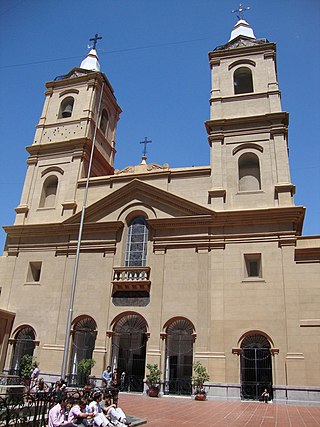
[125,216,148,267]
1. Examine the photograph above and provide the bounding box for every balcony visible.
[112,266,151,293]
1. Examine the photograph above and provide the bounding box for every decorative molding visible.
[14,205,29,215]
[278,236,296,248]
[286,353,304,360]
[232,348,242,355]
[295,247,320,263]
[300,319,320,327]
[41,166,64,177]
[275,183,296,196]
[194,352,226,359]
[62,201,77,210]
[208,188,226,202]
[232,143,263,155]
[59,89,80,97]
[228,59,256,70]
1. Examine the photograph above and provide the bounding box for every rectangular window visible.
[27,262,42,283]
[244,254,262,278]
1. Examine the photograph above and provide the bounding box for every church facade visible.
[0,19,319,402]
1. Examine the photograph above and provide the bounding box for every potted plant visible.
[77,358,95,386]
[20,355,35,387]
[192,361,210,401]
[146,363,161,397]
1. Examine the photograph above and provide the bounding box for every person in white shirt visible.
[68,398,93,426]
[88,392,109,427]
[101,397,130,427]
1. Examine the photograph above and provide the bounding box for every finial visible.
[232,3,250,20]
[89,33,102,50]
[139,137,152,163]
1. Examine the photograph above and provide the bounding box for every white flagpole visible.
[61,81,105,380]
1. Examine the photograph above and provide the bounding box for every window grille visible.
[125,217,148,267]
[10,327,36,375]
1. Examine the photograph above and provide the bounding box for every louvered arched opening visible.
[164,319,194,395]
[111,314,147,392]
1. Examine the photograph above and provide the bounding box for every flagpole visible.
[61,81,105,380]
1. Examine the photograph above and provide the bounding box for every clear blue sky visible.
[0,0,319,250]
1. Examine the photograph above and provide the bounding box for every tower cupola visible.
[80,49,101,72]
[229,19,256,41]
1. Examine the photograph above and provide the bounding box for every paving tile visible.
[118,393,320,427]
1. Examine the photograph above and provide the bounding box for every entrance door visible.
[112,314,147,392]
[164,319,193,395]
[69,317,97,385]
[240,333,273,400]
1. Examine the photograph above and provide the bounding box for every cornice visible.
[209,41,276,63]
[206,112,289,136]
[77,166,211,187]
[26,138,88,157]
[148,206,305,233]
[3,221,123,238]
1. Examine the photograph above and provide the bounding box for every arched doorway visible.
[9,326,36,376]
[240,333,273,400]
[69,317,97,385]
[111,314,147,392]
[164,318,194,395]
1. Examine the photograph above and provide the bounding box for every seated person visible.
[101,397,130,427]
[88,392,109,427]
[48,394,75,427]
[68,398,94,426]
[102,366,112,388]
[261,388,270,403]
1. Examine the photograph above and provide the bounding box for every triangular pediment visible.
[214,36,269,51]
[64,179,215,225]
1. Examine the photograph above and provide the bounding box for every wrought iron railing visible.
[163,378,192,396]
[119,375,144,393]
[0,386,111,426]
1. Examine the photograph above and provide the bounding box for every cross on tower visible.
[140,137,152,158]
[90,33,102,49]
[232,3,250,20]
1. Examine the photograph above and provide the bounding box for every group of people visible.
[48,391,130,427]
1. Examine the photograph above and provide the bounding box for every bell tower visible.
[206,17,295,210]
[14,40,121,226]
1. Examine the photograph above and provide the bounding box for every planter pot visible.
[195,393,206,401]
[148,388,160,397]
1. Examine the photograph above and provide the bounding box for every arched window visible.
[99,109,109,134]
[111,314,147,392]
[10,326,36,376]
[164,319,194,395]
[125,216,148,267]
[234,67,253,94]
[240,333,272,400]
[59,96,74,118]
[69,317,97,385]
[238,153,261,191]
[39,175,58,207]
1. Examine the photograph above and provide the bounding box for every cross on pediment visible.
[140,137,152,158]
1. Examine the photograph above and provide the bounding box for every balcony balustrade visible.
[112,266,151,292]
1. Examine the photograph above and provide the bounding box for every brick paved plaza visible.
[120,393,320,427]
